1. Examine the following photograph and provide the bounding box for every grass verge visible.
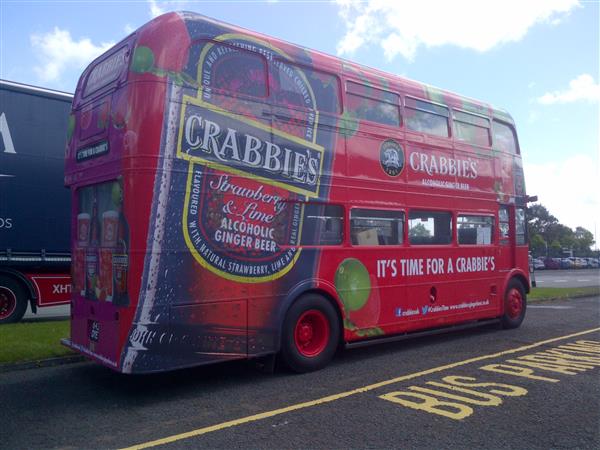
[529,286,600,301]
[0,320,73,365]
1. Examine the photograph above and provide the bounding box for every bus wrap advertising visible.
[63,12,531,374]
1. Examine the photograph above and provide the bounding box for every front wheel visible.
[0,276,28,324]
[501,279,526,329]
[280,294,340,373]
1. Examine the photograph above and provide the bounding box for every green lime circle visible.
[131,46,155,73]
[335,258,371,312]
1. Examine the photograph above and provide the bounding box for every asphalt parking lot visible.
[4,295,599,449]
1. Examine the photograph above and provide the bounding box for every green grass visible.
[529,286,600,301]
[0,320,73,364]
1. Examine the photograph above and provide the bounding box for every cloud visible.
[148,0,189,19]
[30,27,114,83]
[335,0,580,61]
[148,0,165,18]
[524,154,600,235]
[537,74,600,104]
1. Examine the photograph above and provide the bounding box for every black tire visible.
[0,276,28,324]
[501,279,527,329]
[280,294,340,373]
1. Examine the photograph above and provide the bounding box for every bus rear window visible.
[405,97,449,137]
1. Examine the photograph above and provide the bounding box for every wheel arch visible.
[274,279,345,353]
[0,268,37,313]
[503,268,530,294]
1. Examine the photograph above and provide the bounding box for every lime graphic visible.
[335,258,371,312]
[131,46,155,73]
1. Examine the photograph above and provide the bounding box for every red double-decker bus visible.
[62,12,531,374]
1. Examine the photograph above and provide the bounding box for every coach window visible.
[492,120,519,154]
[208,43,268,98]
[345,81,400,127]
[408,211,452,245]
[350,209,404,246]
[404,97,449,138]
[457,215,494,245]
[453,110,491,147]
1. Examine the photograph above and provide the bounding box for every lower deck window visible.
[408,211,452,245]
[351,209,404,246]
[458,215,493,245]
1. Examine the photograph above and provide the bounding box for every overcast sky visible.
[1,0,598,242]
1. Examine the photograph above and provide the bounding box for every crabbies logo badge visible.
[380,139,404,177]
[176,36,326,283]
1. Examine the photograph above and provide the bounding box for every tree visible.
[529,233,547,257]
[574,227,595,256]
[527,204,558,237]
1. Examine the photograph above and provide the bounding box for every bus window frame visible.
[276,201,345,249]
[186,39,271,102]
[271,58,343,115]
[451,108,492,148]
[403,95,451,138]
[456,213,495,246]
[344,79,402,128]
[349,206,406,247]
[407,209,454,246]
[492,119,521,155]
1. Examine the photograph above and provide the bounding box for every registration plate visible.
[89,320,100,342]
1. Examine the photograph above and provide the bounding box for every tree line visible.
[527,204,596,258]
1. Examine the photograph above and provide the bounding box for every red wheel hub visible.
[506,288,523,319]
[0,287,17,320]
[294,309,330,357]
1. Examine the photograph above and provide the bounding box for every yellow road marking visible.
[122,327,600,449]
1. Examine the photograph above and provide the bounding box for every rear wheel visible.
[501,279,526,329]
[280,294,340,373]
[0,276,28,324]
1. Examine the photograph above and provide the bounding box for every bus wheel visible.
[501,279,526,329]
[280,294,340,373]
[0,276,28,324]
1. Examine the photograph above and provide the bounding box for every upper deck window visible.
[205,43,268,98]
[453,110,491,147]
[492,120,519,154]
[405,97,449,138]
[346,81,400,126]
[270,60,341,114]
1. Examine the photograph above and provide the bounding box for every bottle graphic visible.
[112,181,130,306]
[85,197,100,300]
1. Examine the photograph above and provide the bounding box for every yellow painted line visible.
[122,327,600,449]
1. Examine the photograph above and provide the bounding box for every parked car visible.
[560,258,573,269]
[586,258,599,268]
[533,258,545,270]
[544,258,560,269]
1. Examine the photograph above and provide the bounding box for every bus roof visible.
[166,11,515,125]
